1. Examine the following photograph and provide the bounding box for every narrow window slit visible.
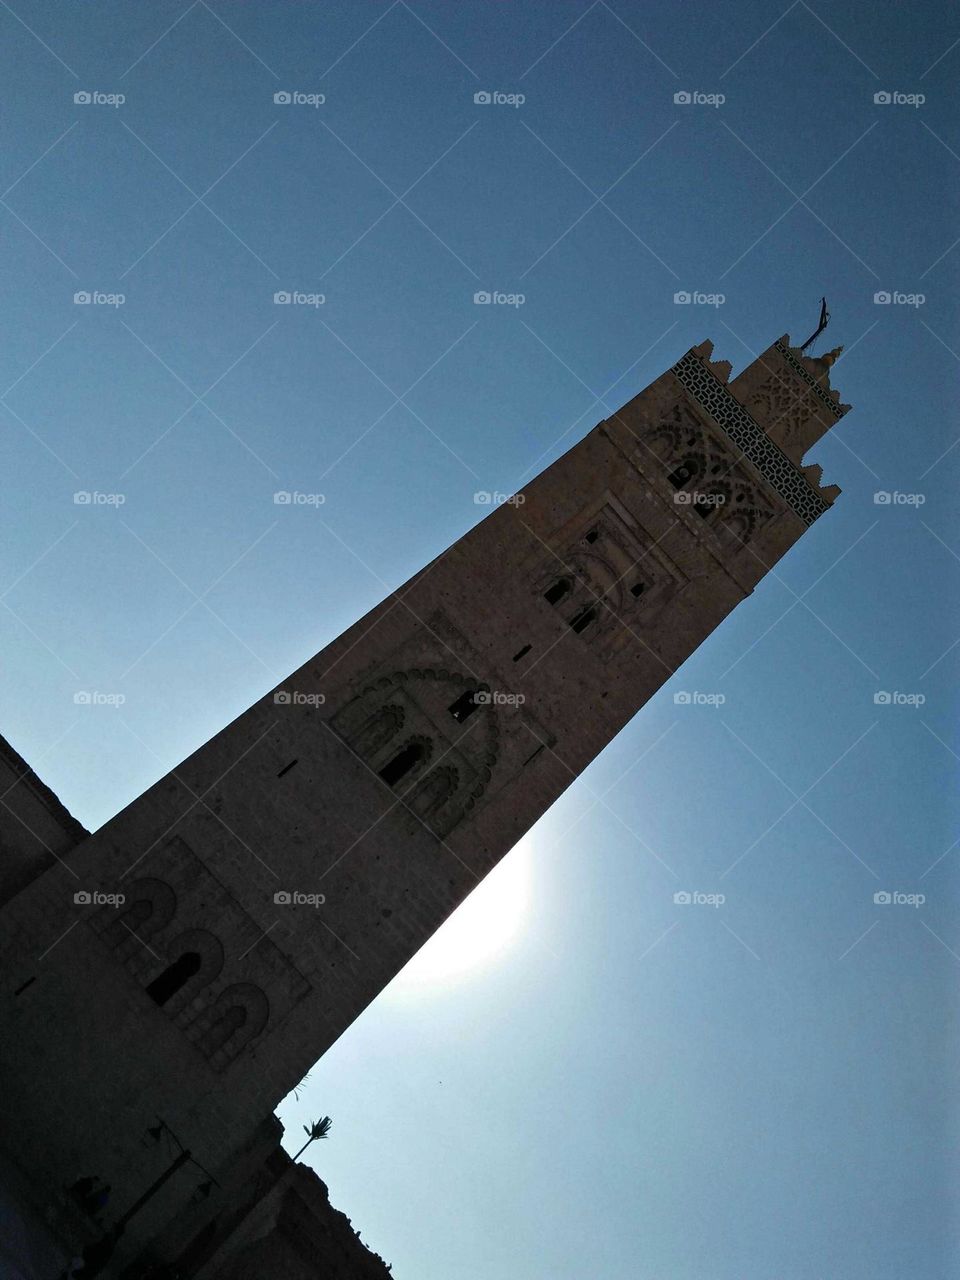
[513,644,532,662]
[569,606,597,635]
[277,759,298,778]
[523,744,545,767]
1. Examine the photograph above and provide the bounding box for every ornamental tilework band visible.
[774,340,848,419]
[671,351,829,526]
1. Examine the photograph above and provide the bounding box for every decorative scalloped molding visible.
[671,350,830,526]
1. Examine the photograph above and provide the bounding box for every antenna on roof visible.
[800,297,830,352]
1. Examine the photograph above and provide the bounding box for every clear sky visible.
[1,2,958,1277]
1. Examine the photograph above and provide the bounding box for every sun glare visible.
[397,839,533,986]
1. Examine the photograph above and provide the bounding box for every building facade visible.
[0,333,850,1275]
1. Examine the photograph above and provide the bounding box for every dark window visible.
[543,578,572,606]
[630,582,645,598]
[668,464,694,489]
[513,644,531,662]
[584,528,599,544]
[569,606,597,635]
[694,497,712,519]
[146,951,202,1006]
[379,742,425,786]
[449,689,480,723]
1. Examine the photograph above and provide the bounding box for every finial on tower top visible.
[809,345,844,380]
[799,297,830,353]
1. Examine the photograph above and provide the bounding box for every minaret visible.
[0,332,851,1260]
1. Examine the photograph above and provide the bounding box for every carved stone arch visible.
[667,452,706,490]
[335,665,502,819]
[188,982,270,1071]
[647,422,683,463]
[578,549,625,614]
[148,928,224,1019]
[410,765,460,818]
[694,477,732,519]
[377,734,433,789]
[93,877,178,964]
[649,403,709,466]
[714,510,755,554]
[351,703,405,757]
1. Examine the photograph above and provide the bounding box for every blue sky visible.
[1,2,958,1277]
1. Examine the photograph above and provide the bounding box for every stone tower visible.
[0,333,851,1267]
